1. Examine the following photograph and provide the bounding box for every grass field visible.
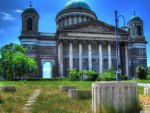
[0,80,150,113]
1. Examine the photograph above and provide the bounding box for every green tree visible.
[147,66,150,76]
[0,43,37,80]
[13,53,37,79]
[136,65,146,79]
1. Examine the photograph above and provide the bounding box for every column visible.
[58,40,63,77]
[69,40,73,69]
[108,42,112,69]
[79,41,83,71]
[88,41,92,70]
[79,16,82,23]
[125,44,129,76]
[99,41,103,74]
[74,16,77,24]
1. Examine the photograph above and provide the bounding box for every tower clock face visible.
[139,49,144,55]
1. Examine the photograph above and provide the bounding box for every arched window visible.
[128,27,131,34]
[137,25,142,36]
[27,18,33,31]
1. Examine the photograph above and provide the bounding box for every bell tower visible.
[21,2,39,34]
[127,12,147,77]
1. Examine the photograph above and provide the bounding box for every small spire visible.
[29,1,32,7]
[133,11,136,16]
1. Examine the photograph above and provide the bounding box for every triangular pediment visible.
[60,20,127,34]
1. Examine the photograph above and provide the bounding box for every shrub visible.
[67,69,81,81]
[80,70,98,81]
[120,75,128,80]
[147,66,150,76]
[97,67,116,81]
[146,75,150,80]
[136,65,146,79]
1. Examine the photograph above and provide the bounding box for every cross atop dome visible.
[29,1,32,7]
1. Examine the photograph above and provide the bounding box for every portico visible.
[58,34,129,77]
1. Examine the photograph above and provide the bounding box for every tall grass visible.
[0,80,147,112]
[97,97,143,113]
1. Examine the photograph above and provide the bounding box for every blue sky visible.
[0,0,150,66]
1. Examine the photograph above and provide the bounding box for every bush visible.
[146,76,150,80]
[147,66,150,76]
[120,75,128,80]
[136,65,146,79]
[97,67,116,81]
[67,69,81,81]
[80,70,98,81]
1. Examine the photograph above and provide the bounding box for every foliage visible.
[13,53,37,79]
[97,67,116,81]
[80,70,98,81]
[147,66,150,76]
[120,75,128,80]
[136,65,146,79]
[0,43,37,80]
[146,75,150,80]
[67,69,81,81]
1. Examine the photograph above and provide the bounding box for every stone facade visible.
[19,1,147,78]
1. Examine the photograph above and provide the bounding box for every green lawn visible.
[0,80,149,113]
[0,80,94,113]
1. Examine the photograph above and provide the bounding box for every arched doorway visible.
[43,62,52,78]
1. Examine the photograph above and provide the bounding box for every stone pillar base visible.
[144,87,150,95]
[92,82,138,113]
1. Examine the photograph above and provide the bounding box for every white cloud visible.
[15,9,23,14]
[0,12,14,20]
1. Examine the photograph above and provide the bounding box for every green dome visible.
[128,15,142,23]
[62,0,91,11]
[22,6,39,16]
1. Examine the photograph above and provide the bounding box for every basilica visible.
[19,0,147,79]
